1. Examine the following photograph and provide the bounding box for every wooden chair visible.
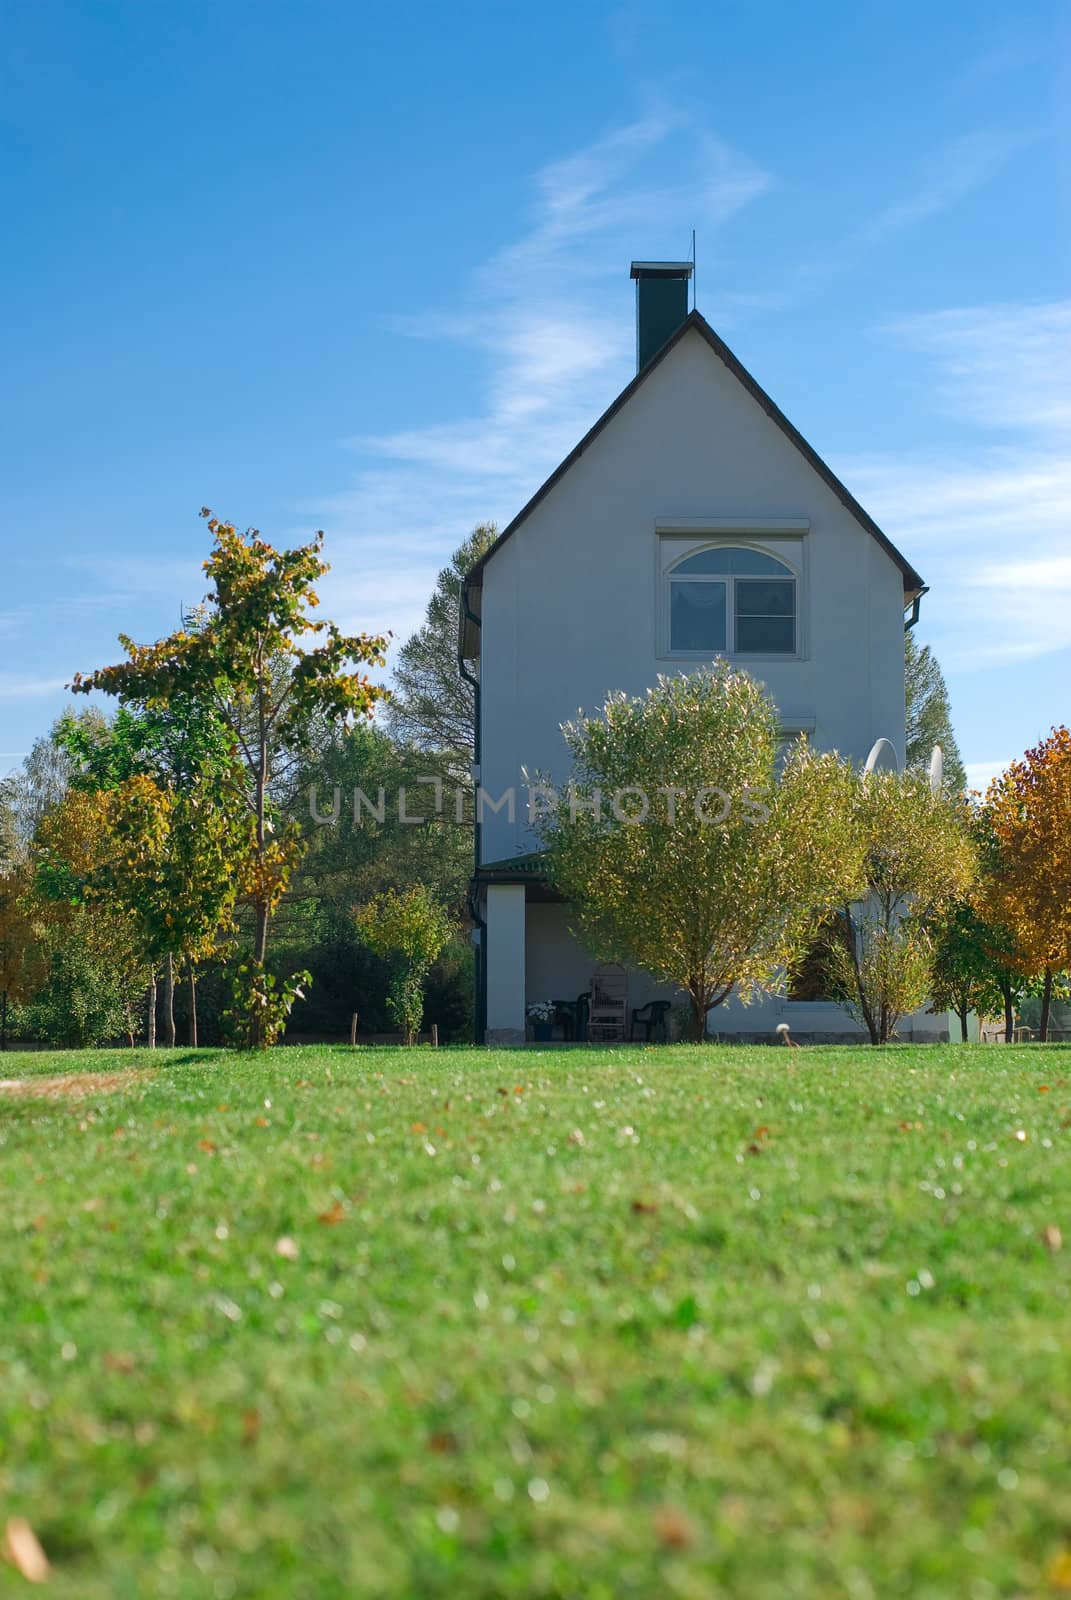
[587,965,627,1043]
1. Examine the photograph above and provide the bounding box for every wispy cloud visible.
[839,299,1071,665]
[791,128,1029,298]
[855,130,1030,246]
[885,300,1071,433]
[306,112,773,644]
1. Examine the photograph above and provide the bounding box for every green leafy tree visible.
[4,709,108,852]
[929,900,1022,1042]
[299,721,472,919]
[0,780,20,874]
[828,771,975,1044]
[535,665,862,1042]
[905,632,965,791]
[355,886,451,1044]
[384,523,497,760]
[72,509,388,1046]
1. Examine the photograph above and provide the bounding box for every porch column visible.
[485,883,526,1045]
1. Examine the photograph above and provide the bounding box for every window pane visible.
[735,614,795,653]
[670,580,726,651]
[736,579,795,616]
[673,548,733,575]
[673,546,791,577]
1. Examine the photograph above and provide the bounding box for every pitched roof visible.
[464,309,924,596]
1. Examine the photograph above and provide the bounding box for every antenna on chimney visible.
[690,229,696,311]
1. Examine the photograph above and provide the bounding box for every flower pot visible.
[532,1022,553,1042]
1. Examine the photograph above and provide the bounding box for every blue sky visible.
[1,0,1068,788]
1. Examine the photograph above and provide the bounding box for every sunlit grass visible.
[2,1043,1070,1597]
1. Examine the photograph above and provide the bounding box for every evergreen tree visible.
[905,632,965,791]
[384,523,497,760]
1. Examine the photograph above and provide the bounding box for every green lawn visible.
[2,1044,1071,1598]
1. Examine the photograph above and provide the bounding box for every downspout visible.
[458,578,486,1044]
[904,585,929,631]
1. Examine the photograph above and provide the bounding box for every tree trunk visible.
[189,963,198,1048]
[1001,982,1015,1045]
[958,1004,969,1044]
[0,989,7,1052]
[688,989,707,1043]
[1039,967,1053,1043]
[147,974,157,1049]
[164,952,176,1047]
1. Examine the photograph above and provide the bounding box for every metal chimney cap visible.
[629,261,694,279]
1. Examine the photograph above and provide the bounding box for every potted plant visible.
[526,1000,556,1042]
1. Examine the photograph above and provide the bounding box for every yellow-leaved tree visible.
[71,510,388,1046]
[535,665,862,1042]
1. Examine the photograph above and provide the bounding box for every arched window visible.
[667,545,797,655]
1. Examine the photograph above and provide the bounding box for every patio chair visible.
[587,965,627,1043]
[631,1000,671,1042]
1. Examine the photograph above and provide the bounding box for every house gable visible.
[460,310,922,658]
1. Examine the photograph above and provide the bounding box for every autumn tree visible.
[977,728,1071,1041]
[535,665,861,1042]
[31,788,151,1047]
[355,886,451,1044]
[828,771,975,1044]
[72,510,388,1046]
[57,700,245,1046]
[385,522,497,761]
[905,632,965,792]
[0,871,47,1049]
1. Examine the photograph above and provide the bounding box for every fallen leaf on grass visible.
[1047,1549,1071,1591]
[3,1517,50,1583]
[317,1201,346,1226]
[631,1199,658,1214]
[1042,1225,1063,1253]
[428,1431,458,1454]
[653,1505,695,1550]
[241,1409,260,1445]
[275,1236,300,1260]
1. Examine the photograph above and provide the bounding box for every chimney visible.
[630,260,693,372]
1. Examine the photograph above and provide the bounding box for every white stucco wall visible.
[477,324,906,869]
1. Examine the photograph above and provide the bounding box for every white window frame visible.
[655,520,808,662]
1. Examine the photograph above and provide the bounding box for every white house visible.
[459,261,936,1044]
